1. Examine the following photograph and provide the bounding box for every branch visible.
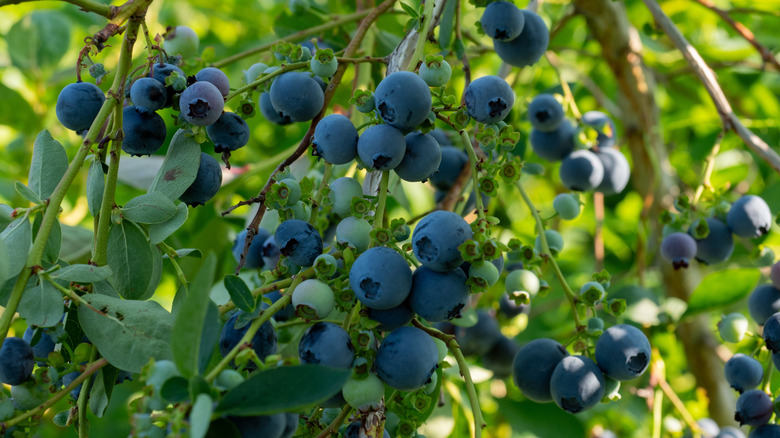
[643,0,780,174]
[0,0,113,17]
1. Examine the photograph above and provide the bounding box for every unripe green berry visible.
[215,369,245,391]
[469,261,500,287]
[505,269,540,304]
[580,281,606,306]
[292,279,334,320]
[535,229,564,256]
[587,317,604,336]
[342,373,385,411]
[336,217,372,253]
[553,193,580,220]
[718,312,749,343]
[419,59,452,87]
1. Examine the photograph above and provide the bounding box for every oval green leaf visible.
[121,192,178,224]
[223,275,254,313]
[172,253,216,377]
[51,264,113,283]
[18,275,63,327]
[1,216,32,277]
[6,12,70,72]
[149,129,201,202]
[87,159,105,218]
[148,203,188,244]
[107,221,154,300]
[29,130,68,201]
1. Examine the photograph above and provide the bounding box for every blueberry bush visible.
[1,0,780,437]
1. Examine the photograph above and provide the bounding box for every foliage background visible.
[2,0,780,436]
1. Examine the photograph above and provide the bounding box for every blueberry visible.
[280,412,299,438]
[493,9,549,67]
[688,217,734,265]
[228,413,286,438]
[163,26,199,59]
[357,124,407,171]
[689,418,721,438]
[725,353,764,393]
[430,128,452,146]
[535,229,564,256]
[259,92,293,125]
[455,310,502,356]
[130,77,167,112]
[772,261,780,290]
[498,293,530,318]
[349,246,412,310]
[149,62,185,108]
[394,132,442,182]
[345,421,391,438]
[298,322,354,369]
[716,426,745,438]
[418,59,452,87]
[749,284,780,326]
[735,389,773,427]
[310,53,338,79]
[327,177,363,218]
[549,355,605,413]
[336,216,372,253]
[580,281,606,306]
[595,324,651,381]
[215,369,244,391]
[464,75,515,124]
[660,232,697,269]
[273,219,323,267]
[22,326,55,365]
[61,370,83,399]
[244,62,269,84]
[593,147,630,195]
[581,111,617,148]
[269,72,324,122]
[553,193,580,220]
[261,290,295,322]
[375,326,439,391]
[429,146,469,191]
[409,266,469,322]
[374,71,432,132]
[179,153,222,206]
[342,372,385,410]
[207,112,250,153]
[559,149,605,192]
[11,380,48,410]
[292,279,334,320]
[718,313,748,343]
[512,338,568,402]
[481,335,520,379]
[747,425,779,438]
[366,301,415,332]
[505,269,540,303]
[312,114,359,165]
[763,313,780,352]
[412,210,473,272]
[528,94,564,132]
[469,261,500,287]
[460,256,505,277]
[121,106,167,156]
[481,1,525,41]
[180,81,225,126]
[0,337,34,385]
[261,235,282,269]
[219,311,277,368]
[530,120,576,161]
[728,195,772,238]
[56,82,105,132]
[195,67,230,97]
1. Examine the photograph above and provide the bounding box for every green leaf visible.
[78,294,174,373]
[1,216,31,277]
[147,202,188,244]
[28,130,68,201]
[162,248,202,259]
[190,393,213,438]
[106,221,155,300]
[121,192,178,224]
[51,264,113,283]
[89,366,119,418]
[437,0,456,51]
[172,253,217,377]
[223,275,255,312]
[684,268,761,318]
[87,159,105,218]
[0,239,9,284]
[0,84,39,131]
[161,376,190,403]
[59,225,93,263]
[14,182,42,204]
[216,365,351,416]
[33,213,61,264]
[6,11,70,72]
[399,2,418,17]
[148,129,201,202]
[18,275,63,327]
[143,244,163,300]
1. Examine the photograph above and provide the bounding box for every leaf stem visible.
[459,130,486,221]
[158,242,189,293]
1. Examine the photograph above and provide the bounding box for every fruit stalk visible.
[76,346,99,437]
[459,131,485,220]
[308,162,333,224]
[372,171,390,231]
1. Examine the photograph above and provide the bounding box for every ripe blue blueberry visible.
[149,62,185,108]
[660,232,697,269]
[298,322,354,369]
[374,71,432,132]
[195,67,230,97]
[56,82,105,132]
[269,72,324,122]
[716,426,745,438]
[481,335,520,379]
[23,326,55,365]
[375,326,439,391]
[688,217,734,265]
[261,290,296,322]
[357,124,406,171]
[429,146,468,191]
[581,111,617,148]
[595,324,651,381]
[121,106,167,156]
[455,310,502,356]
[593,148,630,195]
[179,81,225,126]
[312,114,359,165]
[179,153,222,206]
[430,128,452,146]
[749,284,780,326]
[481,1,525,41]
[349,246,412,310]
[748,425,780,438]
[530,119,576,161]
[129,77,167,112]
[559,149,605,192]
[724,353,764,393]
[259,92,293,125]
[493,10,549,67]
[512,338,568,402]
[528,94,564,132]
[412,210,473,272]
[549,355,606,413]
[763,313,780,352]
[366,301,414,332]
[328,177,363,218]
[228,413,287,438]
[207,112,250,153]
[0,337,34,385]
[274,219,323,267]
[394,132,442,182]
[498,293,530,317]
[280,412,299,438]
[464,75,515,124]
[728,195,772,238]
[409,266,469,322]
[219,311,277,368]
[735,389,773,427]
